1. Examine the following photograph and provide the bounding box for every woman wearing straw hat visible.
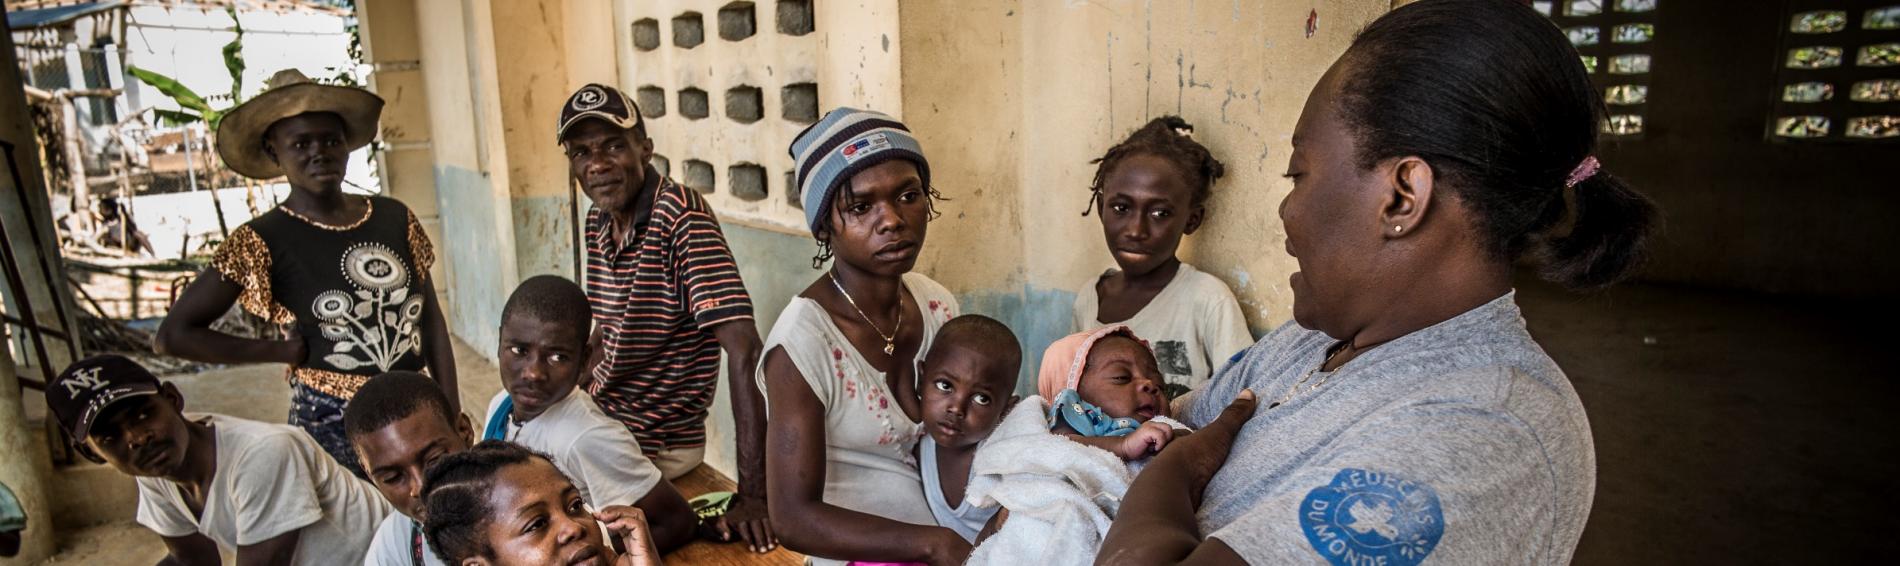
[155,69,459,477]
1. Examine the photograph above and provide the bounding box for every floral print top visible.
[210,196,435,400]
[757,272,960,552]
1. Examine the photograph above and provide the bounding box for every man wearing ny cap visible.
[558,83,776,551]
[45,355,390,566]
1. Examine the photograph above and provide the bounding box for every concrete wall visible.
[410,0,518,353]
[367,0,1391,476]
[897,0,1388,392]
[698,0,1391,472]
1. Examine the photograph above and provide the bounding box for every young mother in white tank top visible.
[759,108,970,566]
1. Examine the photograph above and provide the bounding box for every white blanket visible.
[963,395,1133,565]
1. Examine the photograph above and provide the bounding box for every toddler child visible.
[914,315,1021,543]
[482,275,695,552]
[1074,116,1253,396]
[422,440,664,566]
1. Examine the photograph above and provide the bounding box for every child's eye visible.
[567,497,588,515]
[973,394,993,406]
[900,190,922,203]
[933,380,952,392]
[1109,203,1129,214]
[550,353,569,363]
[1151,209,1172,219]
[523,517,546,534]
[848,202,872,214]
[508,346,527,356]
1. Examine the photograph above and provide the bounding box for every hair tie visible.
[1565,155,1600,188]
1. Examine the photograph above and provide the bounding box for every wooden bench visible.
[669,465,804,565]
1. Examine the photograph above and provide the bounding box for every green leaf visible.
[223,7,246,101]
[152,109,202,127]
[127,66,214,115]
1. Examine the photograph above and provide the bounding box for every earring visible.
[1393,225,1403,233]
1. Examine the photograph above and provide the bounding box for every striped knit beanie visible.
[789,107,930,236]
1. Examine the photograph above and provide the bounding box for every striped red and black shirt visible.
[583,172,753,456]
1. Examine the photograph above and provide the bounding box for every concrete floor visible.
[24,280,1890,564]
[1516,278,1894,564]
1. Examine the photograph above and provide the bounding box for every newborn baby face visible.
[1076,335,1169,421]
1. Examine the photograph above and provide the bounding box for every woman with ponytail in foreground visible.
[1095,1,1658,564]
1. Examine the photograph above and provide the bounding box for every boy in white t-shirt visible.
[46,355,390,566]
[1074,116,1254,395]
[480,275,696,553]
[344,371,474,566]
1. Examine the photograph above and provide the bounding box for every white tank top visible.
[919,435,999,542]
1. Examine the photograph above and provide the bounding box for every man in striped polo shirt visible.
[557,84,776,552]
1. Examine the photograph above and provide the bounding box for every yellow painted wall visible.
[1008,0,1387,332]
[364,0,1393,478]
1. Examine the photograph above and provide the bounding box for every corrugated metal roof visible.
[6,1,126,30]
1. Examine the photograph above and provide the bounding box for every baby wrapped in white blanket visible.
[962,325,1192,565]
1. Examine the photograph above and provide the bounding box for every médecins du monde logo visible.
[1299,467,1445,566]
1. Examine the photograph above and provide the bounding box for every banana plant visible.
[128,7,245,128]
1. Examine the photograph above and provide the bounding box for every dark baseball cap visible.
[46,355,163,447]
[556,83,643,142]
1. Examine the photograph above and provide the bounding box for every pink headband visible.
[1565,155,1600,188]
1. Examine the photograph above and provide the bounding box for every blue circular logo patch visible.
[1299,468,1445,566]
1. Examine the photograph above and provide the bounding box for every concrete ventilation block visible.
[718,2,757,42]
[730,163,767,201]
[725,86,763,123]
[781,82,818,123]
[672,12,705,49]
[635,86,666,118]
[679,88,709,119]
[683,160,716,194]
[786,171,800,208]
[632,19,661,51]
[776,0,814,36]
[651,154,671,178]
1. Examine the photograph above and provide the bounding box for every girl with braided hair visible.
[1073,116,1254,396]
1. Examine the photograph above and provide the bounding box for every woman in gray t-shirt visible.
[1097,2,1659,565]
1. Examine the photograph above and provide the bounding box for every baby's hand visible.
[1114,421,1175,461]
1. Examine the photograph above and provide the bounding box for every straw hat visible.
[215,69,384,179]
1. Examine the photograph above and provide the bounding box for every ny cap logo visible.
[62,366,108,396]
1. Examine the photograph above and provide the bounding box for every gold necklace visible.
[828,271,902,356]
[279,195,373,231]
[1270,342,1349,409]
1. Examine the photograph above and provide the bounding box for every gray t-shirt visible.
[1182,292,1594,566]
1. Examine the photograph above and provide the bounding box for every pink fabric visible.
[1035,325,1145,400]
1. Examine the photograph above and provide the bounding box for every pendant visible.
[883,342,896,355]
